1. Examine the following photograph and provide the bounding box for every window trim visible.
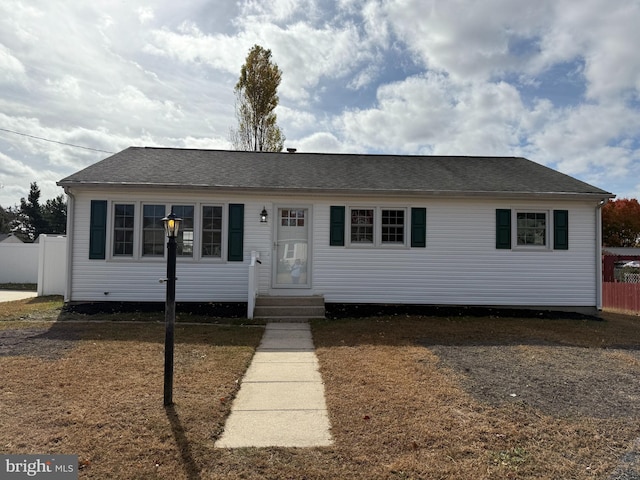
[200,203,226,262]
[171,204,195,258]
[141,203,167,258]
[348,206,376,246]
[106,201,231,262]
[380,207,407,246]
[514,209,549,249]
[346,206,409,248]
[111,202,136,259]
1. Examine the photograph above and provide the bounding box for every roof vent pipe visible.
[286,148,297,153]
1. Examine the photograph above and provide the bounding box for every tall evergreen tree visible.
[0,205,12,234]
[230,44,285,152]
[43,195,67,235]
[10,183,66,241]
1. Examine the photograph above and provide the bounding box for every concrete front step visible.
[254,296,325,321]
[255,317,314,323]
[254,306,326,317]
[255,296,325,306]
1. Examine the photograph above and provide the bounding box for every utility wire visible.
[0,127,115,154]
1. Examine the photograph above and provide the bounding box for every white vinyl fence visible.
[0,235,67,296]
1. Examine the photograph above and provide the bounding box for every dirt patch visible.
[428,343,640,419]
[0,327,80,360]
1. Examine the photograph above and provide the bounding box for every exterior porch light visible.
[161,211,182,406]
[163,211,182,238]
[260,206,268,223]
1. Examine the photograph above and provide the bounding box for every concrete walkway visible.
[0,290,38,302]
[215,322,333,448]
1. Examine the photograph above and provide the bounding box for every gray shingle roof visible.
[58,147,613,198]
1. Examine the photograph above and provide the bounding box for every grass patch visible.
[492,446,529,468]
[1,300,639,478]
[0,296,64,323]
[0,283,37,291]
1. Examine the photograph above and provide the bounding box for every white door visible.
[273,207,310,288]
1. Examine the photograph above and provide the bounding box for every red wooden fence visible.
[603,282,640,314]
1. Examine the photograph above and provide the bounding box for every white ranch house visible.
[58,147,614,317]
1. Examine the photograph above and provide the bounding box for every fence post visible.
[37,235,47,296]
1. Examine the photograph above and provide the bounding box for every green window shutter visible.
[227,203,244,261]
[89,200,107,259]
[411,208,427,247]
[496,209,511,249]
[330,206,345,246]
[553,210,569,250]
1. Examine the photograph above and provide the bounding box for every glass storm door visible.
[273,207,310,288]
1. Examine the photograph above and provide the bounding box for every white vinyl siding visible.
[313,198,597,307]
[69,191,252,302]
[68,189,599,308]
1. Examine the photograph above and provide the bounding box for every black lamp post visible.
[162,211,182,406]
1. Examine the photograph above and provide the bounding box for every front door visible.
[273,207,310,288]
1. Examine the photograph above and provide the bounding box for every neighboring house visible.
[0,233,24,244]
[58,147,614,315]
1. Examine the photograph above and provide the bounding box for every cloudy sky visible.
[1,0,639,207]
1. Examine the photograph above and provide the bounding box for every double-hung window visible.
[113,204,134,256]
[496,208,568,250]
[142,204,166,257]
[350,208,374,244]
[172,205,194,257]
[95,201,238,261]
[201,205,223,258]
[381,209,405,245]
[349,207,407,246]
[516,212,547,246]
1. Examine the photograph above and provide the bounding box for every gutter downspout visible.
[63,187,75,303]
[595,198,609,310]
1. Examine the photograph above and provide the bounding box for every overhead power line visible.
[0,127,115,154]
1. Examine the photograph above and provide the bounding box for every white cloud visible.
[44,75,82,100]
[294,131,345,153]
[0,0,639,207]
[384,0,552,80]
[144,17,372,103]
[238,0,320,23]
[144,21,240,73]
[521,1,640,101]
[527,100,640,179]
[0,43,26,84]
[137,6,154,24]
[337,73,526,155]
[0,151,65,206]
[0,151,35,177]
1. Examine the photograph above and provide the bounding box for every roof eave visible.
[57,181,614,201]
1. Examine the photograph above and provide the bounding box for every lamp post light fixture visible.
[161,211,182,406]
[260,206,268,223]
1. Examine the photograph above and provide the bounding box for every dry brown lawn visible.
[1,297,639,479]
